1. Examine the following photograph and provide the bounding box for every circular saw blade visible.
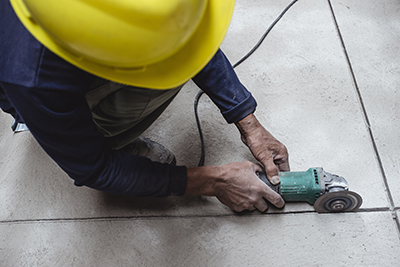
[314,191,363,213]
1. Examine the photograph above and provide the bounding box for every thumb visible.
[264,158,281,185]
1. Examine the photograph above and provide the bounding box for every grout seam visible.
[0,208,393,225]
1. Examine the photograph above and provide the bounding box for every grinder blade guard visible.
[257,168,362,213]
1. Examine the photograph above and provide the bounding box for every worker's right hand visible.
[235,113,290,186]
[185,161,285,212]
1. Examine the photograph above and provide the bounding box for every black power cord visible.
[194,0,299,167]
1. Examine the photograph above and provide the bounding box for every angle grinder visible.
[257,168,363,212]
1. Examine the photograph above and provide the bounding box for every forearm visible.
[185,166,221,196]
[192,49,257,124]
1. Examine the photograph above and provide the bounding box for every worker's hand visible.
[235,113,290,185]
[186,161,285,212]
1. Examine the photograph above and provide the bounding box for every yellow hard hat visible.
[10,0,235,89]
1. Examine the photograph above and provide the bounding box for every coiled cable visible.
[194,0,299,167]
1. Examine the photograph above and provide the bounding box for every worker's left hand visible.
[235,113,290,185]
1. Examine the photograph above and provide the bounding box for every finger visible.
[254,199,269,213]
[248,205,257,212]
[277,161,290,172]
[275,157,290,172]
[263,187,285,209]
[263,157,281,185]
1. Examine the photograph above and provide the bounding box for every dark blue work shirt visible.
[0,1,257,197]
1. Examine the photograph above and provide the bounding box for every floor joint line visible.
[0,208,393,225]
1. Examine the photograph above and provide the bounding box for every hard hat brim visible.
[11,0,235,89]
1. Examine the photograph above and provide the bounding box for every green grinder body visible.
[279,168,322,204]
[258,168,322,205]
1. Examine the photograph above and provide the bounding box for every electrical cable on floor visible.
[194,0,299,167]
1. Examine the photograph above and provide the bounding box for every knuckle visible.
[232,201,246,212]
[248,196,258,205]
[244,161,255,168]
[265,165,278,176]
[234,205,246,212]
[277,145,289,160]
[237,199,255,212]
[265,164,276,172]
[279,143,288,152]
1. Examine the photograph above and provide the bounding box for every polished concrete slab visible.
[1,212,399,266]
[1,0,399,265]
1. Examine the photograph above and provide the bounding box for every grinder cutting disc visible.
[314,191,363,213]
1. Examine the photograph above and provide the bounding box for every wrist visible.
[235,113,261,135]
[235,113,262,146]
[185,166,222,196]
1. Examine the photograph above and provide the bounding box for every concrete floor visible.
[1,0,399,266]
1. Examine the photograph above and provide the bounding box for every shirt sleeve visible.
[192,49,257,123]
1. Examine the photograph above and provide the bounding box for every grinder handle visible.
[256,172,280,194]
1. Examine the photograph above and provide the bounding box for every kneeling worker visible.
[0,0,289,212]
